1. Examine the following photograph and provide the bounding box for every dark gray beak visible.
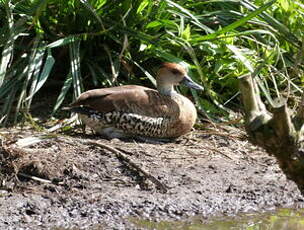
[181,75,204,91]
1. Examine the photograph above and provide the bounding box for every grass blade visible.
[26,48,55,100]
[79,0,106,30]
[86,61,112,86]
[14,37,44,122]
[227,44,254,73]
[131,60,156,87]
[45,36,81,49]
[69,38,82,99]
[241,0,300,47]
[165,0,202,27]
[26,42,46,109]
[15,135,56,148]
[0,1,14,87]
[192,0,276,42]
[103,45,119,84]
[0,86,17,126]
[0,73,19,99]
[52,73,72,115]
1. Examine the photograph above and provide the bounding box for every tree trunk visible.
[239,74,304,194]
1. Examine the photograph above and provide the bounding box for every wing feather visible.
[70,85,179,117]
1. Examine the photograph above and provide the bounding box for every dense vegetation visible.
[0,0,303,126]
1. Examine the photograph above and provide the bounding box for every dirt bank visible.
[0,125,303,229]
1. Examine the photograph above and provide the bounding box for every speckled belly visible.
[79,110,170,138]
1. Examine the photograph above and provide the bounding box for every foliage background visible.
[0,0,303,125]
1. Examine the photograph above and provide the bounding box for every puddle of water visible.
[131,208,304,230]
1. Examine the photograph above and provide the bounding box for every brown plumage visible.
[68,62,203,139]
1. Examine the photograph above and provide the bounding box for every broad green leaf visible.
[181,24,191,41]
[146,21,162,29]
[279,0,290,11]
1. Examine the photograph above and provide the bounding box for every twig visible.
[18,172,52,184]
[85,140,169,193]
[203,144,234,160]
[197,130,243,140]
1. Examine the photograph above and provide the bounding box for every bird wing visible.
[70,85,180,117]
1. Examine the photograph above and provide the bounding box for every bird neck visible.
[157,83,176,96]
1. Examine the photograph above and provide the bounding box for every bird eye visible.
[171,68,181,75]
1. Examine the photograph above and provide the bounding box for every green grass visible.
[0,0,303,125]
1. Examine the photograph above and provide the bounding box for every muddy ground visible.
[0,124,303,229]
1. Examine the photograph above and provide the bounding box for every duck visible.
[67,62,203,140]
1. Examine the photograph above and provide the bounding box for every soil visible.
[0,124,303,230]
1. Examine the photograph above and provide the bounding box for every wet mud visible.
[0,125,303,229]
